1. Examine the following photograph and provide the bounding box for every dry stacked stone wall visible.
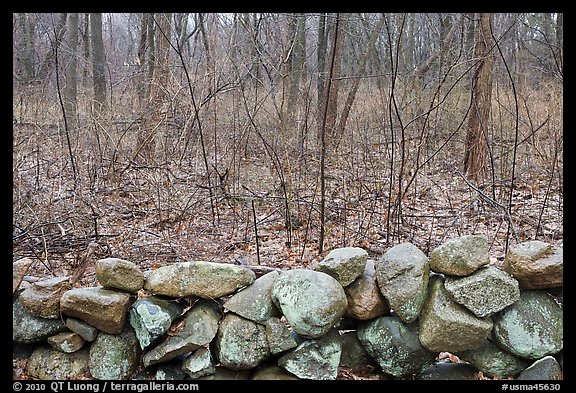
[13,236,563,381]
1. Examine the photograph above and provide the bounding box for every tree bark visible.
[464,13,494,182]
[64,13,79,132]
[90,13,107,116]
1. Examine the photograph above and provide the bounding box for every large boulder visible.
[143,261,255,298]
[60,287,132,334]
[271,269,348,339]
[18,276,71,319]
[223,271,281,323]
[215,313,270,370]
[429,235,489,276]
[517,356,563,380]
[26,346,90,380]
[492,290,563,359]
[89,326,141,380]
[315,247,368,287]
[457,339,529,378]
[13,297,68,344]
[278,329,342,380]
[502,241,563,289]
[444,266,520,317]
[345,259,389,320]
[375,243,429,323]
[142,299,221,367]
[357,315,436,377]
[95,258,144,293]
[418,275,493,353]
[129,296,183,350]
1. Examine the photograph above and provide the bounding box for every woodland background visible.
[12,12,562,292]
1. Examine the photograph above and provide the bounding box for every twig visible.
[251,200,261,265]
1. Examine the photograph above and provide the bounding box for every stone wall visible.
[13,236,563,381]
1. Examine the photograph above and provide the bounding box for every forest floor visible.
[13,123,563,381]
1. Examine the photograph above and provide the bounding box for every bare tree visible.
[90,13,107,116]
[64,13,79,131]
[464,13,494,182]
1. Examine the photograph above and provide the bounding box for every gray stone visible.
[196,367,251,380]
[278,329,342,380]
[89,326,142,380]
[251,365,300,380]
[215,313,270,370]
[47,332,86,353]
[19,276,71,319]
[60,287,132,334]
[13,257,33,293]
[418,362,479,380]
[96,258,144,293]
[457,339,529,377]
[26,346,90,380]
[315,247,368,287]
[264,317,299,355]
[339,330,378,372]
[129,296,183,350]
[419,275,493,352]
[429,235,489,276]
[345,259,389,320]
[502,241,563,289]
[271,269,348,339]
[182,348,215,379]
[492,290,563,359]
[143,261,255,298]
[13,297,68,344]
[143,299,221,367]
[65,318,99,342]
[518,356,562,380]
[357,315,436,377]
[224,271,281,323]
[375,243,429,323]
[444,266,520,317]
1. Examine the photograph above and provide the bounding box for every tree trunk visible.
[325,13,346,138]
[464,13,494,183]
[14,13,36,85]
[38,13,67,83]
[90,13,107,116]
[556,13,563,75]
[287,13,306,116]
[64,13,79,132]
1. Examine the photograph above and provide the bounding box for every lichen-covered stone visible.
[89,326,141,380]
[375,243,429,323]
[271,269,348,338]
[264,317,299,355]
[26,346,90,380]
[142,299,221,367]
[60,287,132,334]
[457,339,529,377]
[47,332,86,353]
[278,329,341,380]
[444,266,520,317]
[357,315,436,377]
[429,235,489,276]
[143,261,255,298]
[129,296,183,349]
[224,271,281,323]
[19,276,71,319]
[13,297,67,344]
[345,259,389,320]
[182,348,215,379]
[95,258,144,293]
[315,247,368,287]
[419,275,493,353]
[492,290,563,359]
[502,241,563,289]
[215,313,270,370]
